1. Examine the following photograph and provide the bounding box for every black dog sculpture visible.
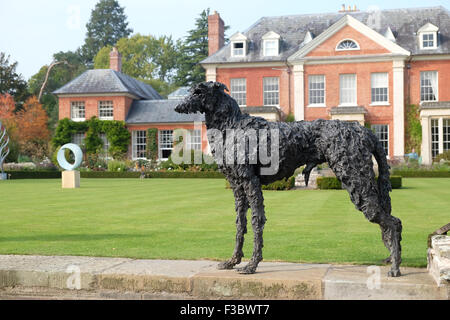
[175,81,402,277]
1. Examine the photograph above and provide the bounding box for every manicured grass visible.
[0,178,448,268]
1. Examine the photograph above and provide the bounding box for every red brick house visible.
[202,7,450,164]
[54,48,207,161]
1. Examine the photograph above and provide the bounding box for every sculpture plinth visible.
[57,143,83,189]
[62,170,80,189]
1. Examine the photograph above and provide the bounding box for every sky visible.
[1,0,449,81]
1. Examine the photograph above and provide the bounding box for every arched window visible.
[336,39,359,51]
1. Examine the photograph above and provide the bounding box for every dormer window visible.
[262,31,280,56]
[264,40,278,56]
[336,39,359,51]
[418,23,439,50]
[233,42,245,56]
[422,33,436,49]
[230,32,248,57]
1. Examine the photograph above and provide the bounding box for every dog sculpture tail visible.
[372,136,392,216]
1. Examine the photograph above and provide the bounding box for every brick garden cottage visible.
[203,6,450,164]
[54,48,206,161]
[55,6,450,164]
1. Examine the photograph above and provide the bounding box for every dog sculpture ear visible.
[213,82,229,93]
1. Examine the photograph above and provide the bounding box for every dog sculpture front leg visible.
[218,184,249,270]
[236,175,266,274]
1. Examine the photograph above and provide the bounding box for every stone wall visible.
[428,235,450,287]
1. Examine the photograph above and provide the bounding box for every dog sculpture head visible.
[175,81,234,116]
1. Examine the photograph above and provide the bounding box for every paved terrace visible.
[0,255,448,300]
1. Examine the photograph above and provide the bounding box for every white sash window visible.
[339,74,357,106]
[420,71,438,102]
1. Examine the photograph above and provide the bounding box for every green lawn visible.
[0,178,448,268]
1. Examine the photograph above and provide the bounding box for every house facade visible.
[54,48,207,161]
[203,7,450,164]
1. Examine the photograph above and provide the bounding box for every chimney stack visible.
[109,47,122,72]
[339,4,359,13]
[208,11,225,56]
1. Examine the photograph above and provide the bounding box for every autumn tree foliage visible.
[14,96,51,160]
[0,93,15,120]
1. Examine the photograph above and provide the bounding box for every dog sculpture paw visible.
[217,260,236,270]
[387,269,401,277]
[236,263,257,274]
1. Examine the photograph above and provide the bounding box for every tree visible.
[175,9,228,86]
[0,52,30,110]
[28,50,87,130]
[81,0,133,64]
[14,96,50,161]
[94,34,179,96]
[0,94,15,120]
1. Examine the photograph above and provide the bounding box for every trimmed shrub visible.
[389,176,402,189]
[81,171,140,178]
[6,171,61,179]
[226,176,295,191]
[148,171,224,179]
[316,177,342,190]
[392,170,450,178]
[316,176,402,190]
[4,170,224,179]
[262,176,296,190]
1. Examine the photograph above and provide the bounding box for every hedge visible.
[316,176,402,190]
[391,170,450,178]
[81,171,140,178]
[5,171,61,179]
[4,170,225,179]
[226,176,296,191]
[146,171,225,179]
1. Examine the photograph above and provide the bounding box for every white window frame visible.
[71,101,85,122]
[230,78,247,106]
[231,41,246,57]
[339,74,357,106]
[420,32,437,50]
[98,101,114,120]
[372,124,389,157]
[308,75,326,107]
[159,130,173,161]
[132,130,147,160]
[72,133,85,147]
[431,119,439,159]
[336,39,360,51]
[370,72,389,105]
[420,71,438,102]
[444,118,450,153]
[263,39,279,56]
[187,129,202,151]
[263,77,279,107]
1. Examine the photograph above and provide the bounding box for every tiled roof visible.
[168,87,190,100]
[126,99,205,124]
[53,69,162,100]
[202,6,450,64]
